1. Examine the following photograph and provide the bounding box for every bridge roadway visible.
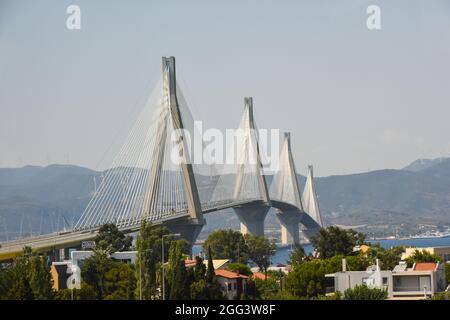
[0,198,302,261]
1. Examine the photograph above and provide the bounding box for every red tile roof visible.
[251,272,268,280]
[215,269,248,279]
[185,260,197,268]
[413,263,437,271]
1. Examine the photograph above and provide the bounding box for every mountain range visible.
[0,158,449,241]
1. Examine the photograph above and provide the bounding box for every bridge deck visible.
[0,199,258,260]
[0,198,316,261]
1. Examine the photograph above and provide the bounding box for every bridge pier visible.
[233,204,270,237]
[165,217,205,248]
[301,227,321,242]
[298,211,322,242]
[276,209,302,245]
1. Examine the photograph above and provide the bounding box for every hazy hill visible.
[0,159,449,241]
[402,157,449,172]
[0,165,99,239]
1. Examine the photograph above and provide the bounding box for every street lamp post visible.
[162,233,180,300]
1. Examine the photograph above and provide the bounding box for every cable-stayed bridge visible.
[0,57,322,261]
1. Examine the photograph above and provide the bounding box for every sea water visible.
[193,236,450,266]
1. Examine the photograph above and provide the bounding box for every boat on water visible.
[409,231,450,240]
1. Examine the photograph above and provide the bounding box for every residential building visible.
[325,260,392,296]
[185,258,229,270]
[214,269,248,300]
[325,259,446,299]
[391,262,446,298]
[401,246,450,262]
[251,272,268,281]
[50,250,137,290]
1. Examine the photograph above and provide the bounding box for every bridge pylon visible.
[155,56,205,244]
[301,165,323,240]
[232,97,271,237]
[270,132,303,245]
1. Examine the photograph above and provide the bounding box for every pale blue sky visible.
[1,0,450,176]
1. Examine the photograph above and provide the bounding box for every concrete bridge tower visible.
[149,57,205,245]
[232,98,271,237]
[271,132,304,244]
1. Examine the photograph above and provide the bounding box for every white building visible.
[214,269,249,300]
[51,250,137,290]
[325,259,446,299]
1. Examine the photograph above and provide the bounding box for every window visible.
[234,283,237,290]
[443,254,450,262]
[227,283,232,291]
[382,277,388,286]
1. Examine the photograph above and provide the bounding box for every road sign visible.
[81,240,95,249]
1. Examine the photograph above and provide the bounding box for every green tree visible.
[0,261,33,300]
[244,234,276,277]
[254,271,282,299]
[366,245,404,270]
[285,255,368,298]
[190,279,209,299]
[431,292,450,300]
[168,240,190,300]
[345,255,371,271]
[54,283,97,300]
[0,247,48,300]
[29,256,54,300]
[135,221,179,299]
[193,256,206,281]
[94,223,133,254]
[204,229,248,263]
[0,265,14,299]
[226,263,253,276]
[189,278,223,300]
[104,263,136,300]
[445,263,450,286]
[262,290,299,300]
[205,246,215,284]
[316,292,342,300]
[80,250,116,299]
[311,226,365,259]
[288,244,306,266]
[189,252,223,300]
[205,245,223,298]
[343,284,387,300]
[405,249,442,267]
[286,260,326,298]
